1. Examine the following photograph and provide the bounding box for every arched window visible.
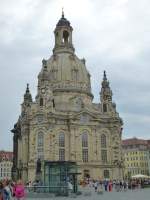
[37,132,44,160]
[82,133,88,147]
[101,134,107,148]
[63,30,69,43]
[101,150,107,162]
[82,132,88,162]
[38,132,43,147]
[101,134,107,163]
[104,170,109,178]
[82,149,88,162]
[59,149,65,161]
[59,133,65,147]
[59,133,65,161]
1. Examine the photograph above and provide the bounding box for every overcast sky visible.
[0,0,150,151]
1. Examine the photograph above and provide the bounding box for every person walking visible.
[3,180,13,200]
[104,180,108,192]
[0,182,3,200]
[94,181,98,192]
[108,180,112,192]
[123,180,127,191]
[14,180,25,200]
[115,180,120,192]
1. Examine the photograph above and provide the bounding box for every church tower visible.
[100,71,118,115]
[12,13,123,182]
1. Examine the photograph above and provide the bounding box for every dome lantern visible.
[53,11,74,54]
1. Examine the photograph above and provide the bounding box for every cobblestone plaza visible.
[27,187,150,200]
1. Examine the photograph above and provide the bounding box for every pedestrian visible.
[115,180,120,192]
[27,181,32,193]
[14,180,25,200]
[104,180,108,191]
[99,180,103,190]
[3,180,13,200]
[0,182,3,200]
[108,180,112,192]
[10,182,16,198]
[119,180,123,191]
[123,180,127,191]
[94,181,98,192]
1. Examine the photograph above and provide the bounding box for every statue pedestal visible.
[35,172,42,182]
[12,167,18,181]
[35,158,42,182]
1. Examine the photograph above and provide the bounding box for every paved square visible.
[27,187,150,200]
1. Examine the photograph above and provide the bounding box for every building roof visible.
[56,11,71,27]
[122,138,148,146]
[57,16,70,27]
[0,151,13,161]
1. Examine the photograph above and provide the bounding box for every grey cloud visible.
[0,0,150,150]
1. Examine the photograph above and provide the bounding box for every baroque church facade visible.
[12,13,124,182]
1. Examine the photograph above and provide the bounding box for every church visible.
[11,12,124,182]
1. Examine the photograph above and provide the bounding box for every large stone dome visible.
[38,14,93,99]
[43,53,92,97]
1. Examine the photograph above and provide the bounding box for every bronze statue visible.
[36,158,41,174]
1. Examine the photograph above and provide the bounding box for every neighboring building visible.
[122,138,150,178]
[11,13,123,182]
[147,140,150,176]
[0,151,13,180]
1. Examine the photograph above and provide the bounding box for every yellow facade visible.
[0,151,13,180]
[123,139,149,178]
[0,160,13,180]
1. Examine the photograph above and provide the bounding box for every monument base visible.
[35,172,42,182]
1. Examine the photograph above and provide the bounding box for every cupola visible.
[53,10,74,54]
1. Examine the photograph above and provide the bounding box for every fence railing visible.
[25,185,69,195]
